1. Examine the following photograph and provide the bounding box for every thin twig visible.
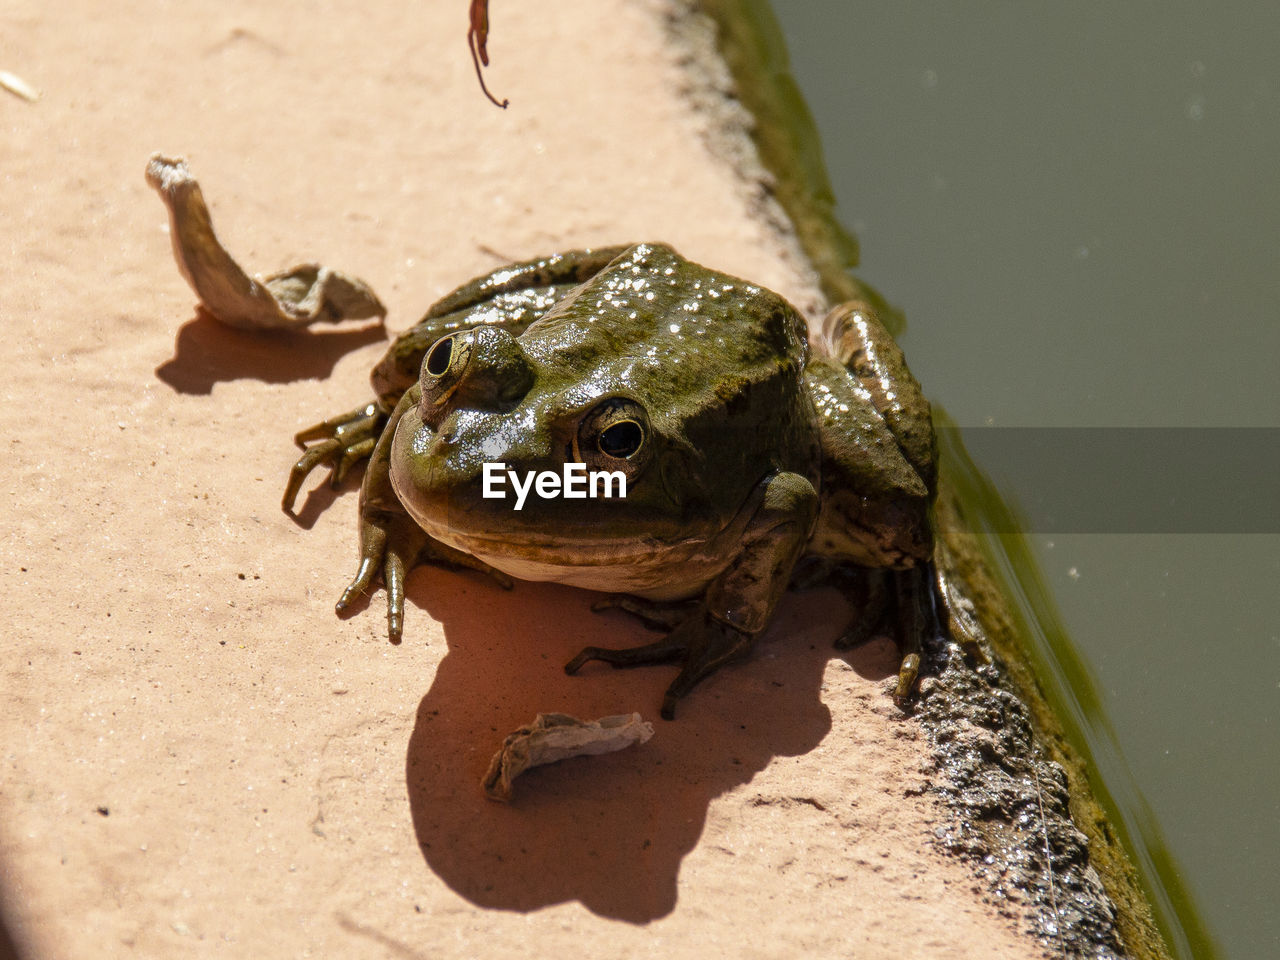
[1033,768,1067,957]
[468,0,509,109]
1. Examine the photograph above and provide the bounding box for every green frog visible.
[284,243,942,719]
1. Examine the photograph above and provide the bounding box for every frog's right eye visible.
[418,334,472,426]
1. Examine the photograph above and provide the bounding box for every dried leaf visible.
[482,712,654,802]
[145,153,386,331]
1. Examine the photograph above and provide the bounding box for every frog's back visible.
[518,244,809,399]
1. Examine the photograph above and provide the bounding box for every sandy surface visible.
[2,2,1042,957]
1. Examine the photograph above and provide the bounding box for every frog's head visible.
[387,243,816,580]
[387,326,704,570]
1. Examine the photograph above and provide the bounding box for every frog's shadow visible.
[154,309,386,394]
[405,573,897,923]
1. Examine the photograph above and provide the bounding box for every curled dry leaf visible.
[145,153,386,331]
[482,712,654,802]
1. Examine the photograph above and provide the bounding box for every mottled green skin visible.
[288,242,938,717]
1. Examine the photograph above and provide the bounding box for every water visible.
[768,3,1280,958]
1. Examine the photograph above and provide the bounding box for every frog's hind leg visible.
[817,299,936,496]
[589,594,699,632]
[891,567,931,702]
[565,612,754,721]
[832,568,893,650]
[888,564,949,702]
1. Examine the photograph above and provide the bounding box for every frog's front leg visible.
[336,384,510,640]
[565,471,819,719]
[280,289,524,512]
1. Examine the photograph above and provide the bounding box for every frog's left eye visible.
[574,398,651,476]
[416,328,533,429]
[420,332,471,398]
[424,335,457,376]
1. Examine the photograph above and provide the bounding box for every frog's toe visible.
[887,563,940,704]
[659,621,754,720]
[564,633,688,674]
[335,555,379,615]
[334,549,408,642]
[332,436,377,486]
[333,508,427,643]
[284,401,386,511]
[293,401,382,447]
[284,439,342,510]
[831,565,939,704]
[893,652,921,702]
[382,548,409,643]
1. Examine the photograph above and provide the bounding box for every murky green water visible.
[767,3,1280,959]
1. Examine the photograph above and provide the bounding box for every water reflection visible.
[769,2,1280,957]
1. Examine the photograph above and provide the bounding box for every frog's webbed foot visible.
[283,401,386,511]
[836,565,942,704]
[589,594,699,632]
[565,611,754,721]
[833,568,893,651]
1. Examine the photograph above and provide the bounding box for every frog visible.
[284,242,943,719]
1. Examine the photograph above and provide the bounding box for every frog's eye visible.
[425,335,457,377]
[417,328,533,430]
[574,398,650,474]
[417,332,473,425]
[599,420,644,459]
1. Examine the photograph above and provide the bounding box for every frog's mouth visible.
[410,507,699,569]
[422,521,722,601]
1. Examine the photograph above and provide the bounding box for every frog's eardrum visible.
[145,153,386,331]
